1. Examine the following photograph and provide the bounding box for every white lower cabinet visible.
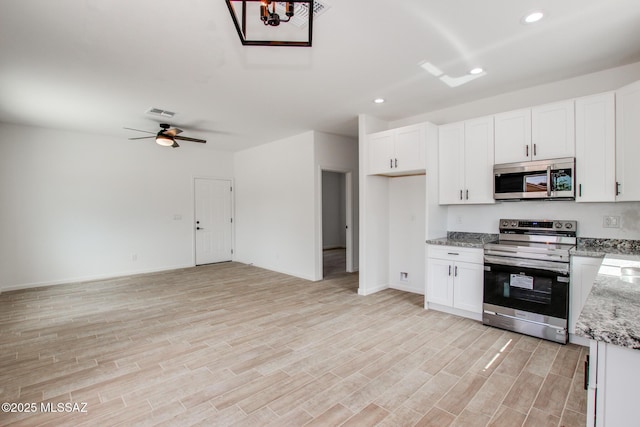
[587,339,640,426]
[426,245,483,320]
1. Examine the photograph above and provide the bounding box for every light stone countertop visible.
[575,253,640,350]
[426,232,497,249]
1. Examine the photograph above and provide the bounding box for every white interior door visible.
[195,178,232,265]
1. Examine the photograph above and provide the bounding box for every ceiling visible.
[1,0,639,151]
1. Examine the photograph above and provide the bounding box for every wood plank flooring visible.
[0,261,587,426]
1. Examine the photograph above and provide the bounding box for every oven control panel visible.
[499,219,577,234]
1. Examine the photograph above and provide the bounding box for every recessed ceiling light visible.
[469,67,484,75]
[522,10,544,24]
[373,98,385,104]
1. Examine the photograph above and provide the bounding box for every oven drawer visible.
[427,245,483,263]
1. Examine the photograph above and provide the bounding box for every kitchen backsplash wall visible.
[446,201,640,239]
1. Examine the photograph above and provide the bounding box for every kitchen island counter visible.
[575,253,640,350]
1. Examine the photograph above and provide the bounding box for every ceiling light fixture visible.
[469,67,484,75]
[225,0,314,47]
[522,10,544,24]
[155,133,175,147]
[373,98,385,104]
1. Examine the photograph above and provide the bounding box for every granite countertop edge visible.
[575,253,640,350]
[426,232,498,249]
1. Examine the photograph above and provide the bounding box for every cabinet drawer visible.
[427,245,483,264]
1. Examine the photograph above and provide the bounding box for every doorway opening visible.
[321,170,351,278]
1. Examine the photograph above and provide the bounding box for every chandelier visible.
[225,0,314,47]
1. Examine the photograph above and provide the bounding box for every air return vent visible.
[276,0,330,27]
[145,107,176,118]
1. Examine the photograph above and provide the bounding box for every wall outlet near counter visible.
[603,215,621,228]
[400,272,409,282]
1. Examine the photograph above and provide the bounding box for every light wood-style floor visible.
[0,260,587,426]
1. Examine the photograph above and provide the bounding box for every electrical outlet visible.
[603,215,621,228]
[400,272,409,282]
[456,216,463,225]
[131,254,138,262]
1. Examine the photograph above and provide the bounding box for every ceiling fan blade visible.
[123,127,155,134]
[128,136,155,140]
[174,135,207,143]
[171,141,180,148]
[165,127,183,136]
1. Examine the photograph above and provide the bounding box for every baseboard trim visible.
[0,263,194,294]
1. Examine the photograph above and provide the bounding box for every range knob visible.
[555,222,563,228]
[511,221,518,227]
[502,220,510,227]
[565,223,573,229]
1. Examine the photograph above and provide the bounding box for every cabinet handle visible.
[616,181,621,196]
[525,145,529,157]
[448,265,452,276]
[584,355,589,390]
[395,158,398,168]
[447,252,459,256]
[579,184,582,198]
[533,143,537,156]
[459,190,463,200]
[454,266,458,277]
[390,159,393,169]
[465,189,469,200]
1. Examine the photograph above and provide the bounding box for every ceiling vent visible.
[276,0,330,27]
[145,107,176,118]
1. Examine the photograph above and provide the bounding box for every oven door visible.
[483,258,569,321]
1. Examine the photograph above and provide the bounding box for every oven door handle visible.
[483,255,569,274]
[547,165,552,197]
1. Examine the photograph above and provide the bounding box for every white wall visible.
[0,123,234,291]
[322,171,346,249]
[234,131,316,280]
[388,175,426,294]
[390,62,640,239]
[448,201,640,239]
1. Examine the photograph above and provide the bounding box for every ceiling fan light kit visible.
[225,0,314,47]
[126,123,206,148]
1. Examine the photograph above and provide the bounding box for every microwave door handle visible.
[547,165,552,197]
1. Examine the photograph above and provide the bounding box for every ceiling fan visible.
[125,123,207,148]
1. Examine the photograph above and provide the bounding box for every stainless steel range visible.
[483,219,577,344]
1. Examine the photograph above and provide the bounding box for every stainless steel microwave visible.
[494,158,575,200]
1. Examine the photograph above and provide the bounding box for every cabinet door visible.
[367,130,394,174]
[452,261,484,314]
[616,80,640,201]
[438,122,465,204]
[570,256,602,334]
[394,124,425,173]
[426,258,454,307]
[494,108,531,164]
[464,116,495,204]
[531,100,575,160]
[575,93,616,202]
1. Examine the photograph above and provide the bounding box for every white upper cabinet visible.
[531,101,575,160]
[438,116,494,205]
[575,92,616,202]
[615,80,640,202]
[494,100,575,164]
[464,117,495,204]
[494,109,531,164]
[438,122,465,205]
[367,123,425,176]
